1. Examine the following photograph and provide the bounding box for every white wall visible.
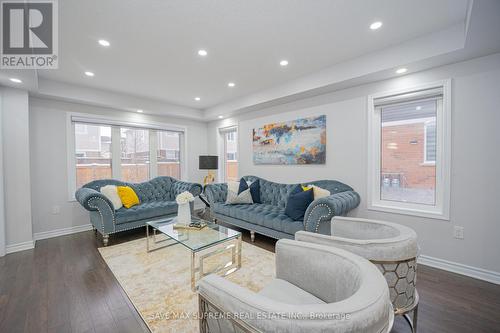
[29,97,208,236]
[207,53,500,276]
[1,88,34,250]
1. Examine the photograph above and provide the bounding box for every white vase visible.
[177,202,191,225]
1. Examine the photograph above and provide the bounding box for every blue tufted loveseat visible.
[75,176,202,246]
[204,176,360,240]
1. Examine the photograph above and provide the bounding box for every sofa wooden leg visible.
[103,234,109,247]
[94,228,98,235]
[250,231,255,242]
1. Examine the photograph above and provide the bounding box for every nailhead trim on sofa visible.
[87,196,114,233]
[305,203,333,233]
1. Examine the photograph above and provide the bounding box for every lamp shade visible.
[199,155,218,170]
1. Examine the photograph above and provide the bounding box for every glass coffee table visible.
[146,216,242,290]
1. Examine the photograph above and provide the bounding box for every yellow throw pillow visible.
[117,186,140,208]
[306,184,331,200]
[301,185,313,192]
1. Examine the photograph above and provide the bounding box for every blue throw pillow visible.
[289,184,303,195]
[285,186,314,221]
[238,178,261,203]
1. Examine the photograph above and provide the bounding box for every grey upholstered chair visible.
[296,216,419,332]
[198,239,394,333]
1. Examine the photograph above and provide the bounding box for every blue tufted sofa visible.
[204,176,360,240]
[75,176,202,246]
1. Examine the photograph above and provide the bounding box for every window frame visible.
[219,126,238,183]
[156,130,182,178]
[119,127,151,183]
[73,123,113,188]
[367,80,451,220]
[67,112,187,201]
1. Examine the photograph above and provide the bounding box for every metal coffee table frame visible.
[146,220,242,291]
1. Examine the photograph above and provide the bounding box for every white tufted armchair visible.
[296,216,419,332]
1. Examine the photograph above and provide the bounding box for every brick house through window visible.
[380,100,437,205]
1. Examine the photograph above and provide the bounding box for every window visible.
[121,128,150,183]
[227,131,236,142]
[75,124,112,188]
[75,124,88,135]
[380,99,437,205]
[368,81,451,219]
[220,127,238,182]
[68,115,186,197]
[157,130,181,178]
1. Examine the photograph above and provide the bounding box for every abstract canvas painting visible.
[253,115,326,165]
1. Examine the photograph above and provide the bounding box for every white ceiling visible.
[34,0,469,110]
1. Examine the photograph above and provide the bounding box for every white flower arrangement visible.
[176,191,195,204]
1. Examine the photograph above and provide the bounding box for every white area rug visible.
[98,237,275,333]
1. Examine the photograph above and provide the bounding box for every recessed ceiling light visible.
[416,106,422,111]
[279,60,289,66]
[98,39,110,47]
[137,109,143,113]
[370,21,383,30]
[198,49,208,56]
[194,97,201,101]
[84,71,95,77]
[395,67,408,74]
[227,82,235,87]
[9,78,22,83]
[218,115,224,119]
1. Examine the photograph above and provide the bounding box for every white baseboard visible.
[6,240,35,254]
[419,255,500,285]
[34,224,93,241]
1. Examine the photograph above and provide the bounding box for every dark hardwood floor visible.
[1,227,499,333]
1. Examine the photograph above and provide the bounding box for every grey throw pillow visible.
[226,188,254,204]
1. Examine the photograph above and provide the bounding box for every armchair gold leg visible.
[402,301,418,333]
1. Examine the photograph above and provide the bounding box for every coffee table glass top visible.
[147,216,241,252]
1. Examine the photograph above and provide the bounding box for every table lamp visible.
[199,155,218,185]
